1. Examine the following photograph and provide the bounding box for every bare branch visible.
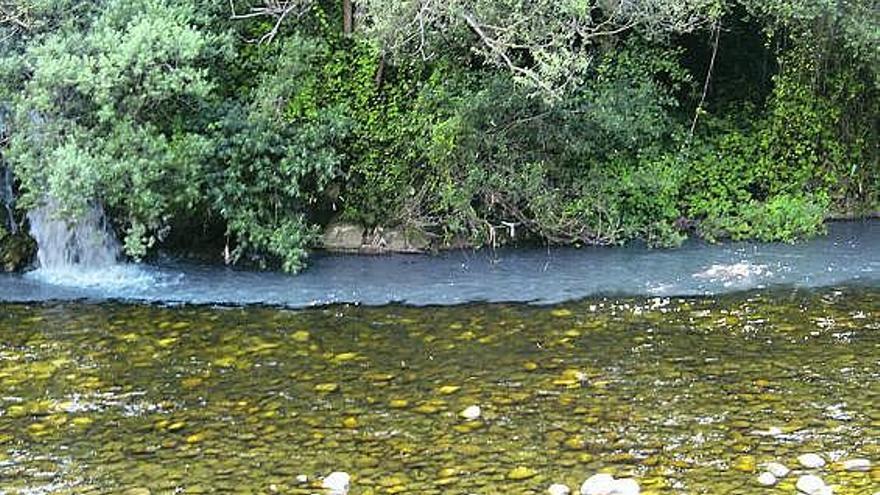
[228,0,312,44]
[462,12,554,94]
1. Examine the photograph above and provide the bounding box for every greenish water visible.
[1,289,878,494]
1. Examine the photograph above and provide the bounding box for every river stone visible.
[798,453,826,469]
[548,483,571,495]
[321,223,364,252]
[756,472,777,486]
[611,478,640,495]
[580,473,616,495]
[460,405,481,421]
[795,475,831,495]
[507,466,538,480]
[841,458,870,472]
[322,471,350,495]
[765,462,790,478]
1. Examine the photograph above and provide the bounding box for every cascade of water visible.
[27,200,122,270]
[0,166,14,234]
[24,199,169,291]
[0,106,15,234]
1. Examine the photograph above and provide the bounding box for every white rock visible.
[841,458,870,472]
[610,478,640,495]
[765,462,790,478]
[580,473,616,495]
[756,472,777,486]
[796,474,832,495]
[752,426,784,437]
[460,405,482,421]
[798,453,826,469]
[322,472,350,495]
[548,483,571,495]
[295,474,308,484]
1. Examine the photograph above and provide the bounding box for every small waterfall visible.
[25,200,165,290]
[0,105,15,234]
[0,165,15,234]
[27,200,122,270]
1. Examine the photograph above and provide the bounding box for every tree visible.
[359,0,722,97]
[5,0,224,258]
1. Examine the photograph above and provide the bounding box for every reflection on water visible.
[0,288,878,494]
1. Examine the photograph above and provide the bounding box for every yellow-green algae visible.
[0,288,877,494]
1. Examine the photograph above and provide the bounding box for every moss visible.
[0,229,36,272]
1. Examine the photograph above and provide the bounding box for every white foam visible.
[693,261,771,286]
[24,264,170,293]
[26,199,181,293]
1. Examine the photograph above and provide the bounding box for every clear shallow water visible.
[0,288,878,494]
[0,221,878,307]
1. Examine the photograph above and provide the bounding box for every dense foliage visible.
[0,0,876,270]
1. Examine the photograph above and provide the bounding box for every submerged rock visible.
[322,471,351,495]
[460,405,481,421]
[796,474,832,495]
[507,466,538,480]
[580,473,615,495]
[732,455,757,472]
[765,462,790,478]
[580,474,640,495]
[611,478,640,495]
[841,458,870,472]
[548,483,571,495]
[756,472,778,486]
[798,453,826,469]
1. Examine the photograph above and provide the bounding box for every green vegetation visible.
[1,0,877,270]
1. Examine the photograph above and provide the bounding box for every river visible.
[0,221,878,494]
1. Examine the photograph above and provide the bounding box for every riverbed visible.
[1,221,878,494]
[1,287,878,494]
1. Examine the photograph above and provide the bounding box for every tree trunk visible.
[343,0,353,36]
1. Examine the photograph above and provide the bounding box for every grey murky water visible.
[0,221,877,307]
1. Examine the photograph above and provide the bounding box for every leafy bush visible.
[6,0,223,258]
[700,194,828,242]
[0,0,875,272]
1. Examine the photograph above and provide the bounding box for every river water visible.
[0,222,878,494]
[0,221,877,307]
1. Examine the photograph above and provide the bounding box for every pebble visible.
[460,405,481,421]
[322,471,350,495]
[548,483,571,495]
[756,472,777,486]
[611,478,640,495]
[765,462,790,478]
[580,473,616,495]
[798,453,826,469]
[841,458,870,472]
[507,466,538,480]
[795,474,831,495]
[295,474,308,484]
